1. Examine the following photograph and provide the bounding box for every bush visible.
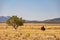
[25,33,30,37]
[41,26,45,31]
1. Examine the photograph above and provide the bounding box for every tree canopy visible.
[6,16,24,30]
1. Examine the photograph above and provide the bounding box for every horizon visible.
[0,0,60,21]
[0,16,60,21]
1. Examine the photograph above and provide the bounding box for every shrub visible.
[41,26,45,31]
[25,33,30,37]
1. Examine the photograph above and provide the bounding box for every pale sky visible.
[0,0,60,21]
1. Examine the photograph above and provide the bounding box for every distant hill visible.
[0,16,60,23]
[24,20,42,23]
[43,18,60,23]
[0,16,10,22]
[0,16,42,23]
[25,18,60,23]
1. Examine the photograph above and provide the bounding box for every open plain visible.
[0,23,60,40]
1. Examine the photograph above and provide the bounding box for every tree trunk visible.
[13,25,18,30]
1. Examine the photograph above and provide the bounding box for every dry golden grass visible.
[0,23,60,40]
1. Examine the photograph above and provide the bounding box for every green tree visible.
[6,16,24,30]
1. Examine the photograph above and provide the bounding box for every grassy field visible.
[0,23,60,40]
